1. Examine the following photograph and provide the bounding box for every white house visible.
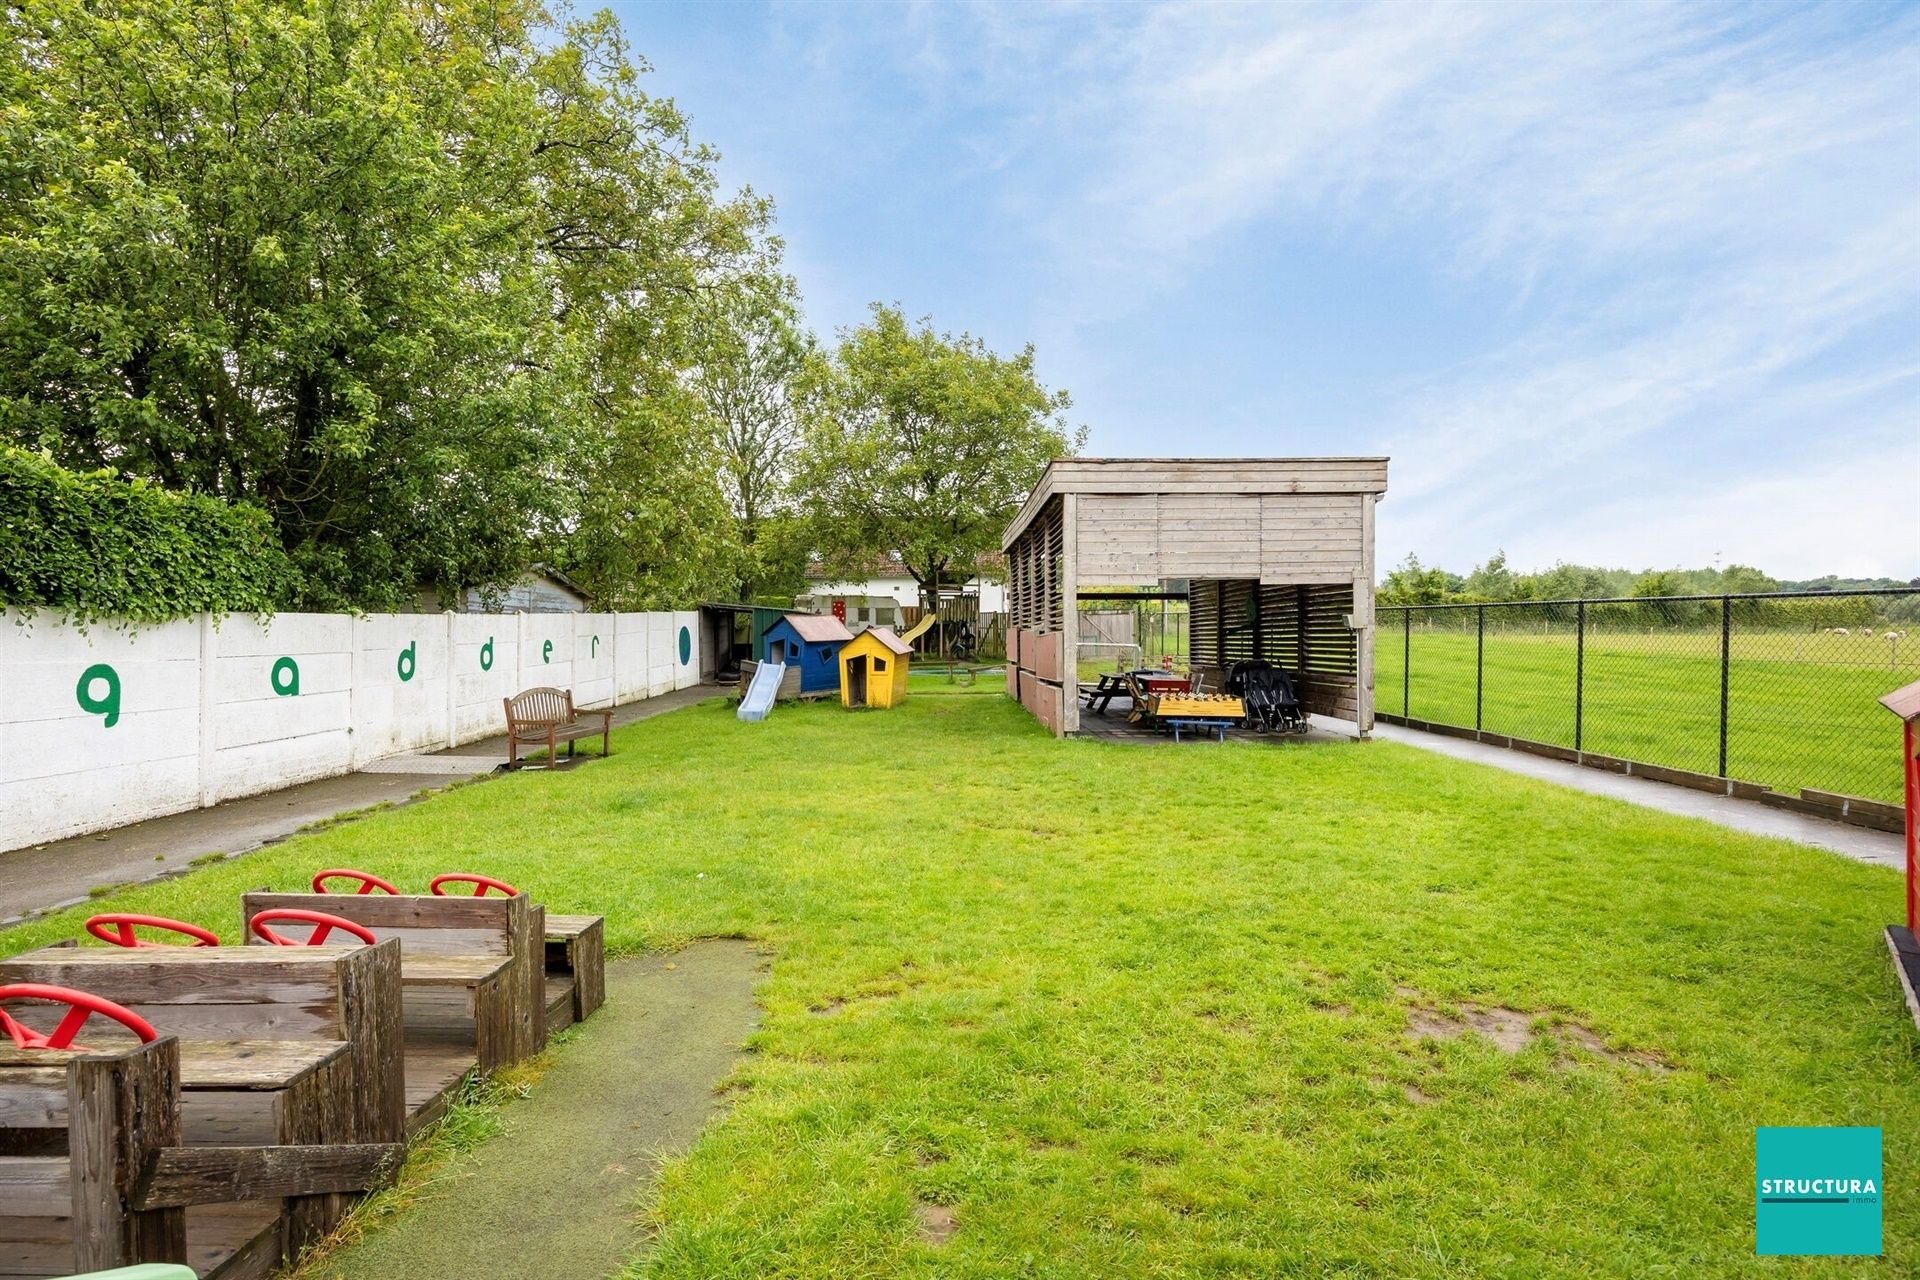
[796,554,1006,629]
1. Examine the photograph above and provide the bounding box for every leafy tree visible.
[1630,570,1685,598]
[694,276,815,600]
[1,0,775,610]
[1378,554,1456,605]
[1719,564,1779,595]
[795,305,1081,611]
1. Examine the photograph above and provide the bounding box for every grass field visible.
[3,691,1914,1277]
[1376,627,1919,804]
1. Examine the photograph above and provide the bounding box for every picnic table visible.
[1083,669,1191,715]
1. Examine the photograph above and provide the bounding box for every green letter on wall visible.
[271,656,300,696]
[77,663,121,727]
[480,637,494,671]
[542,639,553,664]
[398,641,417,682]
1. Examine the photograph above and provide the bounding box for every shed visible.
[1001,457,1389,737]
[840,626,912,709]
[761,612,854,695]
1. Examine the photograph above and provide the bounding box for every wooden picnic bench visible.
[503,686,613,768]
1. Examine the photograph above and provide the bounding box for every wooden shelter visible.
[839,627,912,709]
[1001,458,1388,737]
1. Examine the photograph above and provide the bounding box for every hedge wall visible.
[0,447,297,624]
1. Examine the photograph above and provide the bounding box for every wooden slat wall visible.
[1190,579,1359,720]
[1075,493,1363,586]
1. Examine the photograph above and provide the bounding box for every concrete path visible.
[1373,722,1904,870]
[0,686,726,926]
[308,943,764,1280]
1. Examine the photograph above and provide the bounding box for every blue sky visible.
[618,0,1920,580]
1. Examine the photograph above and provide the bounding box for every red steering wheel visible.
[429,872,521,898]
[86,913,221,949]
[311,868,399,895]
[249,909,379,947]
[0,983,159,1050]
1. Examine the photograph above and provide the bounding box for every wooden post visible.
[1061,493,1080,735]
[68,1038,187,1271]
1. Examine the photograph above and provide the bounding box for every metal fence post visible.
[1574,600,1585,753]
[1475,604,1485,733]
[1718,595,1731,779]
[1402,607,1411,717]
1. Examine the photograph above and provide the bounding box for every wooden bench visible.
[238,892,544,1131]
[503,687,613,768]
[0,1036,399,1280]
[0,944,406,1266]
[543,915,606,1034]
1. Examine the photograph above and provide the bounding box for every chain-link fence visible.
[1377,589,1920,806]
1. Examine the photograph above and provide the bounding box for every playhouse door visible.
[847,656,868,706]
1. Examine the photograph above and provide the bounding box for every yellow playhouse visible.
[839,626,912,709]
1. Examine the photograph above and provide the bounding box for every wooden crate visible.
[0,943,405,1263]
[0,1033,398,1280]
[238,892,544,1128]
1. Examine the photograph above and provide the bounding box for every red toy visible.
[0,982,159,1050]
[429,872,521,898]
[249,909,379,947]
[311,868,400,895]
[85,913,220,949]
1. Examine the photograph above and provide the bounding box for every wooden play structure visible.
[0,871,607,1278]
[758,613,853,697]
[837,627,912,709]
[1001,457,1388,738]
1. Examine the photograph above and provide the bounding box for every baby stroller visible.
[1225,660,1310,735]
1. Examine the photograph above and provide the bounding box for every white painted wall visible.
[0,607,706,853]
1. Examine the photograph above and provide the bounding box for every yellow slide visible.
[899,613,937,644]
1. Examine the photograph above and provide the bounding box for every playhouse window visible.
[787,642,799,659]
[874,659,887,672]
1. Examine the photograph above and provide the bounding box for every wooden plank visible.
[0,1071,69,1128]
[397,954,514,986]
[0,949,341,1004]
[132,1143,403,1210]
[177,1039,348,1090]
[239,892,515,949]
[1060,492,1080,736]
[0,1156,69,1216]
[184,1201,282,1280]
[337,939,407,1146]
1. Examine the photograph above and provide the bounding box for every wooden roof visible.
[1880,678,1920,723]
[850,626,913,656]
[1004,457,1390,547]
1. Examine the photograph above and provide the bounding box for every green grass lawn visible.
[4,691,1914,1277]
[1375,628,1919,804]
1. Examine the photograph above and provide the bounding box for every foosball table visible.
[1143,693,1245,742]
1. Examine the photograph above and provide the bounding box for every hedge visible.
[0,447,297,625]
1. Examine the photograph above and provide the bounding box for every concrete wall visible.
[0,608,705,853]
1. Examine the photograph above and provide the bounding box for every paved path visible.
[0,685,726,926]
[1372,722,1903,870]
[308,943,763,1280]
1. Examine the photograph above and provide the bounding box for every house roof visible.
[776,612,854,643]
[855,626,913,656]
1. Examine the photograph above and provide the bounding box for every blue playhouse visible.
[760,612,854,695]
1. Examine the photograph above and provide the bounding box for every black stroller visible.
[1225,660,1310,735]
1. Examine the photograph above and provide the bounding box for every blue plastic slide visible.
[737,661,786,722]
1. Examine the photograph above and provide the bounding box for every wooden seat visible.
[503,686,613,767]
[542,913,606,1032]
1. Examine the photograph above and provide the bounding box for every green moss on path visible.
[304,944,763,1280]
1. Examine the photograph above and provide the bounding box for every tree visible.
[1630,570,1685,598]
[1,0,777,610]
[1463,550,1516,601]
[694,276,815,600]
[795,305,1081,612]
[1379,554,1456,605]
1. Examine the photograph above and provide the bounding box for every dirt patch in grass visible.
[1402,994,1672,1073]
[915,1203,958,1244]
